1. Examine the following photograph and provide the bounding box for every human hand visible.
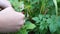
[0,0,25,33]
[0,0,11,8]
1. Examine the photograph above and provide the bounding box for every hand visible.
[0,0,11,8]
[0,7,25,33]
[0,0,25,33]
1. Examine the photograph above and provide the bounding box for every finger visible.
[18,12,25,19]
[18,20,25,26]
[0,0,11,8]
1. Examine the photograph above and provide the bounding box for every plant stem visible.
[53,0,58,16]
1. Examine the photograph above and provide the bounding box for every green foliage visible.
[9,0,60,34]
[25,21,36,29]
[9,0,24,12]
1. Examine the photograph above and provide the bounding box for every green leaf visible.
[39,14,43,20]
[51,15,56,20]
[30,0,39,4]
[17,29,28,34]
[25,21,36,29]
[40,24,45,30]
[47,18,53,24]
[32,17,39,21]
[46,14,50,18]
[19,1,24,11]
[32,17,40,23]
[46,0,54,7]
[49,23,58,33]
[57,0,60,2]
[56,16,60,27]
[40,21,48,30]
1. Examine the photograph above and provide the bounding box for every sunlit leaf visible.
[25,21,36,29]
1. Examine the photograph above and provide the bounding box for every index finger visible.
[0,0,11,8]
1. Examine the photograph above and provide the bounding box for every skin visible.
[0,0,11,8]
[0,0,25,33]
